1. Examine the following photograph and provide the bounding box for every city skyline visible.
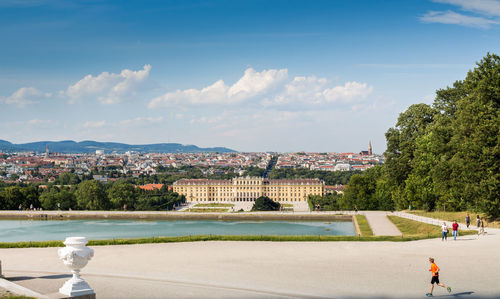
[1,0,499,152]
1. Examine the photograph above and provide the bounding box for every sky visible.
[0,0,499,153]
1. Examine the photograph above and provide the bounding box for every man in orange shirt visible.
[427,258,451,296]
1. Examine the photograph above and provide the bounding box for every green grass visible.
[388,215,477,238]
[0,232,464,248]
[407,210,500,228]
[194,203,234,208]
[0,291,36,299]
[185,208,229,213]
[355,215,373,236]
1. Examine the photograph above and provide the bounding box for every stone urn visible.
[58,237,95,296]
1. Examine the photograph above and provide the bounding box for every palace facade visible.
[173,177,324,202]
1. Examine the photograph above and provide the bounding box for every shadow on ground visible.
[8,274,71,281]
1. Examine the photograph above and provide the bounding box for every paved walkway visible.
[363,211,402,236]
[2,230,500,298]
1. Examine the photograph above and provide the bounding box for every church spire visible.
[368,141,372,155]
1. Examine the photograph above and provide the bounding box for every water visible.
[0,219,355,242]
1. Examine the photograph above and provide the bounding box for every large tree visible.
[448,53,500,217]
[107,181,137,210]
[384,103,438,209]
[75,180,109,210]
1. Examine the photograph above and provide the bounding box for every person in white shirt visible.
[441,222,448,241]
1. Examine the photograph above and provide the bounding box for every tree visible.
[341,166,394,211]
[0,186,25,209]
[75,180,109,210]
[251,196,280,211]
[307,194,341,211]
[448,53,500,217]
[57,172,81,185]
[107,181,137,210]
[384,103,438,209]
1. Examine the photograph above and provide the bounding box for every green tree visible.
[341,166,393,210]
[307,194,341,211]
[57,172,81,185]
[448,53,500,217]
[75,180,109,210]
[384,103,438,209]
[1,186,25,209]
[107,181,137,210]
[251,196,280,211]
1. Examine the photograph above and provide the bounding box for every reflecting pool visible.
[0,219,355,242]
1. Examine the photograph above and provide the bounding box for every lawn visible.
[355,215,373,236]
[388,215,477,238]
[407,210,500,229]
[194,203,234,208]
[0,233,466,248]
[185,208,229,213]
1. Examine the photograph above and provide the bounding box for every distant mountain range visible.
[0,140,236,154]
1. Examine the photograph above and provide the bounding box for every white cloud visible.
[264,76,373,106]
[0,119,57,129]
[322,82,374,102]
[82,117,163,129]
[83,120,107,128]
[1,87,51,107]
[421,0,500,28]
[119,117,163,126]
[434,0,500,17]
[148,68,288,107]
[420,10,499,28]
[150,69,373,109]
[63,64,151,104]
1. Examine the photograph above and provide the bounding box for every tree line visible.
[0,180,185,211]
[330,53,499,218]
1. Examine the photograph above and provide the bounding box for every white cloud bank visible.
[420,0,500,28]
[1,87,51,107]
[82,117,163,129]
[149,68,373,108]
[149,68,288,107]
[268,76,373,106]
[63,64,151,104]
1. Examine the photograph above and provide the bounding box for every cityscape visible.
[0,0,498,298]
[0,143,381,184]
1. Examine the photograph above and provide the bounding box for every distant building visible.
[360,141,373,156]
[173,177,324,202]
[92,175,108,183]
[96,150,104,156]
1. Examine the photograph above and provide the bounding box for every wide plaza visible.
[1,221,499,298]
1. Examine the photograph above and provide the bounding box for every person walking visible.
[426,257,451,296]
[476,215,481,228]
[452,220,459,240]
[478,218,485,236]
[465,214,470,228]
[441,222,448,241]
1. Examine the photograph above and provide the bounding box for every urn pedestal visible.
[58,237,94,297]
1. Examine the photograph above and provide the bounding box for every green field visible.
[194,203,234,208]
[185,208,229,213]
[407,210,500,229]
[0,233,465,248]
[388,215,477,238]
[355,215,373,236]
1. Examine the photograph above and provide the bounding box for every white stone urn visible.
[58,237,95,296]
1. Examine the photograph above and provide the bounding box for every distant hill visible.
[0,140,236,154]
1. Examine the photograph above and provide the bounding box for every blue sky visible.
[0,0,498,152]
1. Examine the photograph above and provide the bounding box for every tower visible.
[368,141,372,155]
[46,145,49,157]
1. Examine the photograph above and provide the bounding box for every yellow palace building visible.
[173,177,324,202]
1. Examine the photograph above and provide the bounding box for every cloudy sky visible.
[0,0,499,153]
